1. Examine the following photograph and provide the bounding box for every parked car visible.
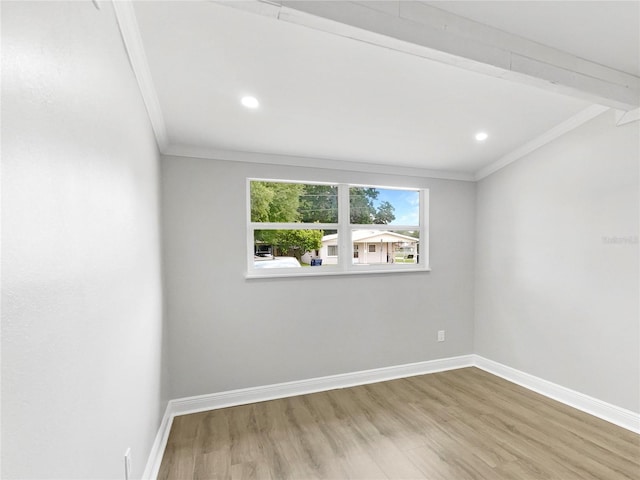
[253,256,301,269]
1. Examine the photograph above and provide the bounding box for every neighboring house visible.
[317,230,419,265]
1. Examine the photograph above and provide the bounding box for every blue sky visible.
[374,188,420,226]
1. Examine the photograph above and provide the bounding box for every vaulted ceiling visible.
[114,1,639,180]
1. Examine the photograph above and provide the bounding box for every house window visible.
[248,179,428,276]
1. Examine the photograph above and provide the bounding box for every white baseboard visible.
[141,404,173,480]
[141,354,474,478]
[143,354,640,478]
[473,355,640,434]
[170,354,475,417]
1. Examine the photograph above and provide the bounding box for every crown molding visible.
[474,105,610,181]
[112,0,169,151]
[163,144,476,182]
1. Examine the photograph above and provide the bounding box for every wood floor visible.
[158,367,640,479]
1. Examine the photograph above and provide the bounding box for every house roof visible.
[322,230,418,244]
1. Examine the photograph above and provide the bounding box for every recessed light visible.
[475,132,488,142]
[241,96,259,109]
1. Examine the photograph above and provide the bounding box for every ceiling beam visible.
[230,0,639,111]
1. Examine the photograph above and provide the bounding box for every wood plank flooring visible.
[158,367,640,479]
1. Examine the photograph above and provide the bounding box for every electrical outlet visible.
[437,330,445,342]
[124,448,131,480]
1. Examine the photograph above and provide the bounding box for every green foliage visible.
[274,229,323,260]
[373,200,395,224]
[250,181,274,222]
[250,181,303,223]
[397,230,420,239]
[349,187,395,224]
[349,187,377,224]
[299,185,338,223]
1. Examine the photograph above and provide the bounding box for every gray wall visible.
[475,110,639,413]
[2,2,168,478]
[161,156,476,398]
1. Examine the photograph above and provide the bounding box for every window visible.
[248,179,428,276]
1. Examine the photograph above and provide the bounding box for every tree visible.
[373,200,395,224]
[349,187,379,223]
[274,229,323,261]
[397,230,420,239]
[250,181,275,222]
[349,187,395,224]
[298,185,338,223]
[250,181,302,223]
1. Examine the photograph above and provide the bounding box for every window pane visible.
[248,180,427,276]
[253,229,337,267]
[351,229,420,265]
[350,187,419,225]
[251,181,338,223]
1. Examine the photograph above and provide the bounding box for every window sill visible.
[246,266,431,279]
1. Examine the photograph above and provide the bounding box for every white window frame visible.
[247,178,430,278]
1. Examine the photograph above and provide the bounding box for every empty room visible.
[2,1,639,479]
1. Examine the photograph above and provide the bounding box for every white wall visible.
[475,110,639,413]
[2,2,168,478]
[161,156,476,398]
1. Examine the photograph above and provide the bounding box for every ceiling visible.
[126,1,638,179]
